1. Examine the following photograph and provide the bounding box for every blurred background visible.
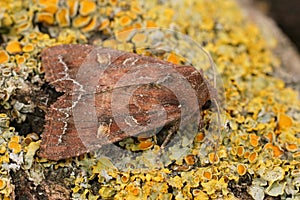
[253,0,300,52]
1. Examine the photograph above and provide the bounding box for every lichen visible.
[0,0,299,199]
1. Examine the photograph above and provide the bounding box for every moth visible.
[39,44,213,160]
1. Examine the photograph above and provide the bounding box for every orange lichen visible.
[237,164,247,176]
[208,152,219,164]
[249,133,260,147]
[131,187,140,196]
[202,170,212,180]
[79,0,96,16]
[39,0,59,6]
[0,50,10,64]
[8,141,22,154]
[36,12,54,25]
[22,44,34,53]
[286,143,298,152]
[264,132,273,143]
[146,20,157,28]
[6,41,22,54]
[248,152,258,163]
[0,178,6,190]
[184,154,196,165]
[119,15,132,26]
[272,145,284,157]
[121,174,130,183]
[278,113,293,131]
[56,8,70,27]
[41,4,58,14]
[264,143,284,157]
[82,16,98,32]
[236,146,244,157]
[16,55,26,65]
[194,132,205,143]
[67,0,79,17]
[138,140,153,150]
[109,0,117,6]
[11,136,20,143]
[72,15,91,28]
[167,53,180,65]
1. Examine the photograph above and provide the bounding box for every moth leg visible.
[155,123,178,166]
[160,125,178,150]
[157,122,179,159]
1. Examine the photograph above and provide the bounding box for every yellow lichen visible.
[99,186,116,198]
[0,145,6,154]
[193,189,209,200]
[8,141,22,154]
[6,41,22,54]
[0,0,299,199]
[167,176,183,189]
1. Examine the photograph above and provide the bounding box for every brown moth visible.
[39,44,213,160]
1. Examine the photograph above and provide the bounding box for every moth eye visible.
[202,100,212,110]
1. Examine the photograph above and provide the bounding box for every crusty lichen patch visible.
[0,0,299,199]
